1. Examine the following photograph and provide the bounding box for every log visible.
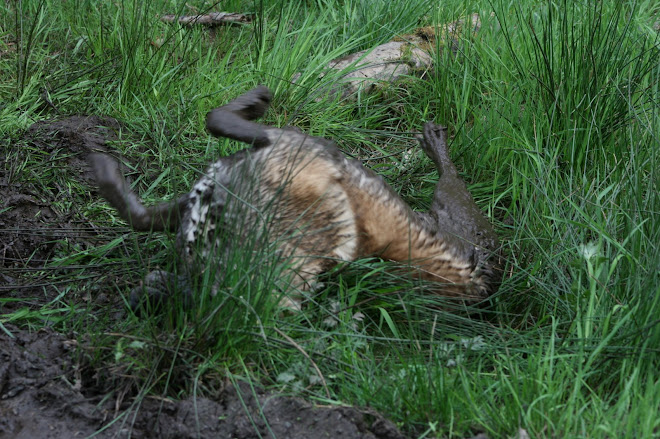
[160,12,253,27]
[294,14,483,101]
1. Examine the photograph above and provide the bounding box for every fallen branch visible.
[160,12,253,27]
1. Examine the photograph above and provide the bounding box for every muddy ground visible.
[0,117,408,439]
[0,324,403,439]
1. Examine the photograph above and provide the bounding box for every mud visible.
[0,325,403,439]
[0,116,407,439]
[1,116,117,276]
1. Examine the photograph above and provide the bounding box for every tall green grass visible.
[1,0,658,437]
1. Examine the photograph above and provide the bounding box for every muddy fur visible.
[91,86,502,310]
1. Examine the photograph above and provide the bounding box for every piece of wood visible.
[294,14,483,101]
[160,12,253,27]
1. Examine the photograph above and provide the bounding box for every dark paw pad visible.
[421,123,448,154]
[227,85,272,120]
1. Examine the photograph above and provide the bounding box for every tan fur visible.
[212,128,483,304]
[93,87,501,311]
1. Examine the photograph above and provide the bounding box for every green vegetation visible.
[1,0,659,437]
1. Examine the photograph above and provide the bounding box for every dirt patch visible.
[0,191,59,270]
[25,116,119,183]
[1,116,117,275]
[0,324,404,439]
[0,115,125,318]
[0,117,408,439]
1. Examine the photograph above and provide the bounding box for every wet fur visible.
[92,86,502,310]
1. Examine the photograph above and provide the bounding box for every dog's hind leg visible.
[205,86,273,147]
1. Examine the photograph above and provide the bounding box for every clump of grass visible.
[500,0,659,171]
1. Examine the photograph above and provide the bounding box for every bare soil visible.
[0,116,406,439]
[1,116,120,302]
[0,324,403,439]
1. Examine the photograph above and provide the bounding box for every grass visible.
[1,0,659,437]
